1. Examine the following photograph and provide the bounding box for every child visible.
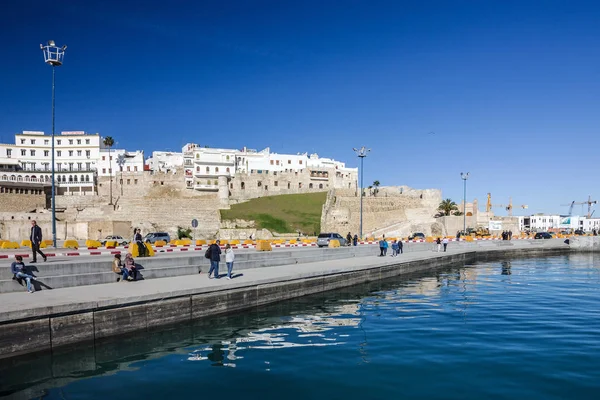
[10,255,36,293]
[124,253,137,281]
[225,243,235,280]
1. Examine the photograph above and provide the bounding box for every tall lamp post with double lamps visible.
[41,40,67,248]
[460,172,470,239]
[353,146,371,240]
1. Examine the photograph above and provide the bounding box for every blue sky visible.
[1,0,599,216]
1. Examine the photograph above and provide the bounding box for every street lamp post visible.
[353,146,371,239]
[461,172,470,239]
[41,40,67,248]
[116,154,126,196]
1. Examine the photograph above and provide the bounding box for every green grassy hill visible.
[220,192,327,235]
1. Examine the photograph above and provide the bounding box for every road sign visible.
[191,219,198,228]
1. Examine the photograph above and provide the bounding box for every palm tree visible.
[103,136,115,205]
[438,198,459,216]
[368,185,373,196]
[372,180,380,196]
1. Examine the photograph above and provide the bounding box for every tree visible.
[372,180,380,196]
[177,226,193,239]
[438,198,459,216]
[368,185,373,196]
[103,136,115,205]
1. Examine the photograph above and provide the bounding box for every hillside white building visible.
[0,131,100,195]
[146,151,184,172]
[97,149,144,177]
[519,214,600,232]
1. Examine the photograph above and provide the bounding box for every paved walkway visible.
[0,239,569,323]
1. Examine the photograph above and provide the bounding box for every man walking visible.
[207,240,222,279]
[30,220,46,263]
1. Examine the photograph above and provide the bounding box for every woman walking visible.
[225,244,235,280]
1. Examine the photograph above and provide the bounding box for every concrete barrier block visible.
[86,240,102,248]
[146,297,191,328]
[256,240,272,251]
[64,240,79,249]
[0,318,51,358]
[155,240,167,247]
[50,312,95,347]
[20,240,32,248]
[328,239,340,248]
[94,304,148,339]
[196,239,207,245]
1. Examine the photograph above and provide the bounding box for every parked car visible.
[408,232,426,240]
[144,232,171,244]
[574,229,585,235]
[100,235,129,246]
[534,232,552,239]
[317,233,347,247]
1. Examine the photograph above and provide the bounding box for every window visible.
[77,139,81,145]
[257,181,262,187]
[134,179,138,185]
[299,182,302,188]
[57,140,61,145]
[215,167,219,173]
[44,150,49,157]
[86,139,90,144]
[319,184,323,189]
[127,179,131,184]
[20,139,25,144]
[69,139,73,145]
[206,167,210,172]
[102,156,106,161]
[196,153,200,159]
[196,166,200,172]
[57,150,62,157]
[299,160,303,164]
[230,183,233,189]
[86,162,91,170]
[45,139,49,145]
[270,160,274,165]
[69,151,73,157]
[226,167,230,173]
[31,139,36,145]
[68,175,73,182]
[288,160,291,164]
[80,175,84,182]
[309,183,313,189]
[274,181,278,187]
[57,163,62,170]
[6,149,11,157]
[276,160,280,165]
[21,150,26,156]
[102,168,106,174]
[127,166,131,172]
[44,163,49,171]
[213,180,218,185]
[85,175,90,182]
[77,150,82,156]
[287,182,291,189]
[241,182,245,190]
[73,175,78,182]
[226,155,230,161]
[30,150,35,156]
[265,185,268,191]
[134,166,138,172]
[77,163,82,170]
[69,163,73,171]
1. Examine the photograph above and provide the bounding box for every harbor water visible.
[1,253,599,399]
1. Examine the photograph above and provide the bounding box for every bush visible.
[177,226,193,239]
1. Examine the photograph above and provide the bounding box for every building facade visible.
[97,149,144,177]
[0,131,100,195]
[146,151,184,172]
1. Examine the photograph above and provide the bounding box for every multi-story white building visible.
[519,214,600,232]
[146,151,184,172]
[181,143,357,192]
[0,131,100,195]
[97,149,144,177]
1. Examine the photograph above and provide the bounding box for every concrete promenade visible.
[0,239,574,359]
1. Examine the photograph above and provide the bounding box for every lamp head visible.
[48,40,55,46]
[62,45,67,51]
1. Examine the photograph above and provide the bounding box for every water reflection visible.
[1,253,595,399]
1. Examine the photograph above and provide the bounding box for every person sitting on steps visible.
[112,253,129,282]
[134,228,146,257]
[11,255,37,293]
[124,253,137,281]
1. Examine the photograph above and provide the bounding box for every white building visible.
[146,151,183,172]
[97,149,144,177]
[181,143,357,192]
[0,131,100,195]
[519,214,600,233]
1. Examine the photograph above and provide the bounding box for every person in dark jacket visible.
[11,255,36,293]
[207,240,222,279]
[398,239,403,254]
[134,228,146,257]
[353,234,358,246]
[346,232,352,246]
[30,220,46,263]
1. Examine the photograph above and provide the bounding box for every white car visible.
[100,235,129,246]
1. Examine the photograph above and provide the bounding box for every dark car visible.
[317,233,347,247]
[574,229,585,235]
[534,232,552,239]
[408,232,426,241]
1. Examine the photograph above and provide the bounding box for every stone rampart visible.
[0,192,46,212]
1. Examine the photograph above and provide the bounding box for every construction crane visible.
[560,195,597,218]
[486,193,528,217]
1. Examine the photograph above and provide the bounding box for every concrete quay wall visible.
[0,240,573,359]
